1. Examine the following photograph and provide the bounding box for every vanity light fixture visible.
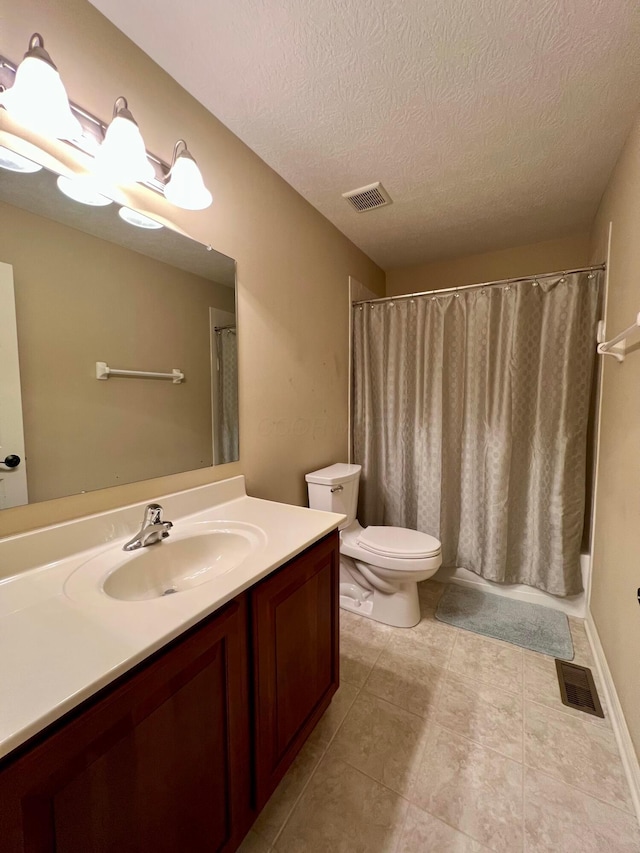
[0,33,81,140]
[93,96,155,185]
[118,206,163,229]
[0,145,42,173]
[0,37,214,210]
[164,139,212,210]
[56,175,112,206]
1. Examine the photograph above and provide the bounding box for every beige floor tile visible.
[237,830,271,853]
[395,610,458,664]
[307,682,359,749]
[435,672,523,761]
[252,739,325,845]
[524,701,633,812]
[396,803,491,852]
[409,724,523,852]
[329,690,432,795]
[448,630,523,693]
[524,767,640,852]
[524,650,610,728]
[274,753,408,853]
[567,616,595,666]
[276,596,638,853]
[341,609,395,643]
[364,644,447,718]
[340,611,393,687]
[341,632,383,687]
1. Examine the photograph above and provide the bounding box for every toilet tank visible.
[305,463,361,530]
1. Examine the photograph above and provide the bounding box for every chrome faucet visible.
[123,503,173,551]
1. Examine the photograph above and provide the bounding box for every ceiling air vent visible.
[342,182,392,212]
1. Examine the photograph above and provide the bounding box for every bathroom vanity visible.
[0,477,342,851]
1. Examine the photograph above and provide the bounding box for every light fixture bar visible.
[0,54,169,193]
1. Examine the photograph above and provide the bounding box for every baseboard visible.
[585,613,640,823]
[435,558,589,618]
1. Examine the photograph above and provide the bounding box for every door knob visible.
[1,455,21,468]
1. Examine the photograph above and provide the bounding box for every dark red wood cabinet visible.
[0,531,339,852]
[252,531,339,807]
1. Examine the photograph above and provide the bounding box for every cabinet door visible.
[252,532,339,806]
[0,595,251,853]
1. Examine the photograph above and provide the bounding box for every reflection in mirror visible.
[0,157,238,510]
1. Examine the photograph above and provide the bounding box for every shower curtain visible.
[214,327,239,464]
[352,271,601,596]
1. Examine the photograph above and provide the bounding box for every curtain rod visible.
[353,264,606,306]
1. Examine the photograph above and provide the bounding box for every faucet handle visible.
[144,503,164,525]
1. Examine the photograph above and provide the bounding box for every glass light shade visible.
[93,112,155,185]
[0,145,43,173]
[164,152,212,210]
[57,175,113,206]
[0,54,81,140]
[118,206,163,229]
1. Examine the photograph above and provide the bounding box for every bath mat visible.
[435,584,574,660]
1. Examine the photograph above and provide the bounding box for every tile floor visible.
[240,581,640,852]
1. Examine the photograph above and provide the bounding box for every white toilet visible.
[306,463,442,628]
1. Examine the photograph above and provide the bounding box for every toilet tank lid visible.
[305,463,361,485]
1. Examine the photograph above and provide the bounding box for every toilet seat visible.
[356,526,441,560]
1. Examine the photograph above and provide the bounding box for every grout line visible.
[336,741,512,853]
[271,655,364,847]
[360,664,449,721]
[389,795,411,853]
[526,765,638,819]
[522,703,634,815]
[358,685,434,722]
[331,713,523,852]
[526,695,611,731]
[316,617,528,851]
[267,748,326,850]
[444,664,523,699]
[430,717,524,766]
[521,673,526,853]
[405,798,501,852]
[322,684,361,750]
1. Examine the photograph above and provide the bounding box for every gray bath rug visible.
[435,584,574,660]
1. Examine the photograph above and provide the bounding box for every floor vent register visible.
[555,659,604,718]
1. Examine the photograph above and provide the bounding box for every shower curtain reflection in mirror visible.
[352,271,602,597]
[213,323,239,465]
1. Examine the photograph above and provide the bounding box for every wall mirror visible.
[0,152,238,510]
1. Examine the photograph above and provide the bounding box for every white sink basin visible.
[64,521,266,603]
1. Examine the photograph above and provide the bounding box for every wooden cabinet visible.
[252,531,339,807]
[0,595,252,853]
[0,531,340,852]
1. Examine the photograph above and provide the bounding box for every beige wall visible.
[589,113,640,758]
[1,200,235,503]
[386,234,591,296]
[0,0,384,537]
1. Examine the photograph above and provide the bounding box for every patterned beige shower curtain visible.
[352,272,601,597]
[214,327,239,464]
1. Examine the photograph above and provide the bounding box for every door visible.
[252,532,339,807]
[0,262,28,508]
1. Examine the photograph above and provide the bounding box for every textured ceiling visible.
[89,0,640,269]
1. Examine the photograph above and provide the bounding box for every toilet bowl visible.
[306,463,442,628]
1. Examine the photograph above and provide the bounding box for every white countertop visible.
[0,477,343,761]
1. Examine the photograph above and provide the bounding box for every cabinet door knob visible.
[1,455,21,468]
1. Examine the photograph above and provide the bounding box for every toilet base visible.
[339,567,422,628]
